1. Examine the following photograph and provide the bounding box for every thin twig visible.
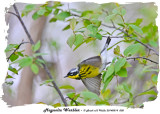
[103,35,124,38]
[65,97,78,106]
[127,56,158,64]
[12,4,68,106]
[7,41,30,62]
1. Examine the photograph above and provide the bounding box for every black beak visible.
[64,75,68,78]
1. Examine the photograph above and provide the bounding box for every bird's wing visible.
[81,74,101,95]
[78,56,102,68]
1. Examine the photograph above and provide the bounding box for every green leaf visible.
[114,58,126,73]
[67,92,75,98]
[25,4,36,11]
[62,24,70,31]
[5,44,19,52]
[40,79,54,86]
[95,100,110,105]
[102,75,114,93]
[134,18,143,26]
[10,54,19,62]
[36,58,45,64]
[91,19,101,27]
[32,12,41,20]
[59,85,75,90]
[81,91,101,101]
[123,43,142,57]
[21,4,36,17]
[52,103,61,108]
[81,10,93,17]
[70,18,77,30]
[83,19,91,27]
[54,9,60,15]
[117,68,128,77]
[8,66,18,74]
[123,83,131,93]
[6,75,15,79]
[32,41,41,52]
[129,24,143,34]
[56,11,71,21]
[138,90,157,96]
[31,64,39,74]
[114,45,120,55]
[70,9,82,13]
[37,8,46,15]
[122,61,132,68]
[95,33,102,40]
[87,24,98,35]
[104,64,114,82]
[17,52,24,57]
[15,57,33,68]
[74,34,84,46]
[67,35,75,48]
[105,14,116,22]
[121,8,126,16]
[33,53,48,57]
[49,17,57,22]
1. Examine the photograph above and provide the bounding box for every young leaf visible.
[53,9,60,15]
[37,8,46,15]
[123,43,142,57]
[87,24,98,35]
[62,24,70,31]
[5,44,19,52]
[49,17,57,22]
[15,57,33,68]
[59,85,75,90]
[104,64,114,82]
[83,19,91,27]
[138,90,157,96]
[52,103,61,108]
[67,92,75,98]
[114,45,120,55]
[32,40,41,52]
[10,54,19,62]
[95,33,102,40]
[129,24,143,34]
[70,18,77,30]
[114,58,126,73]
[117,68,128,77]
[40,79,54,86]
[81,91,101,101]
[8,66,18,74]
[32,12,40,20]
[56,11,71,21]
[6,75,15,79]
[102,75,114,93]
[74,34,84,46]
[31,63,39,74]
[67,35,75,48]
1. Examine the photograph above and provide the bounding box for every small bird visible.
[64,37,111,95]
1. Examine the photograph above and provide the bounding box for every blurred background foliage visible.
[4,1,158,108]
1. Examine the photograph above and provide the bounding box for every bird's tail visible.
[100,36,111,71]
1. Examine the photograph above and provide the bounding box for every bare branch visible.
[126,56,158,64]
[11,4,68,106]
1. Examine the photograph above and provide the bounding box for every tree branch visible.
[11,4,68,106]
[126,56,158,64]
[7,41,30,62]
